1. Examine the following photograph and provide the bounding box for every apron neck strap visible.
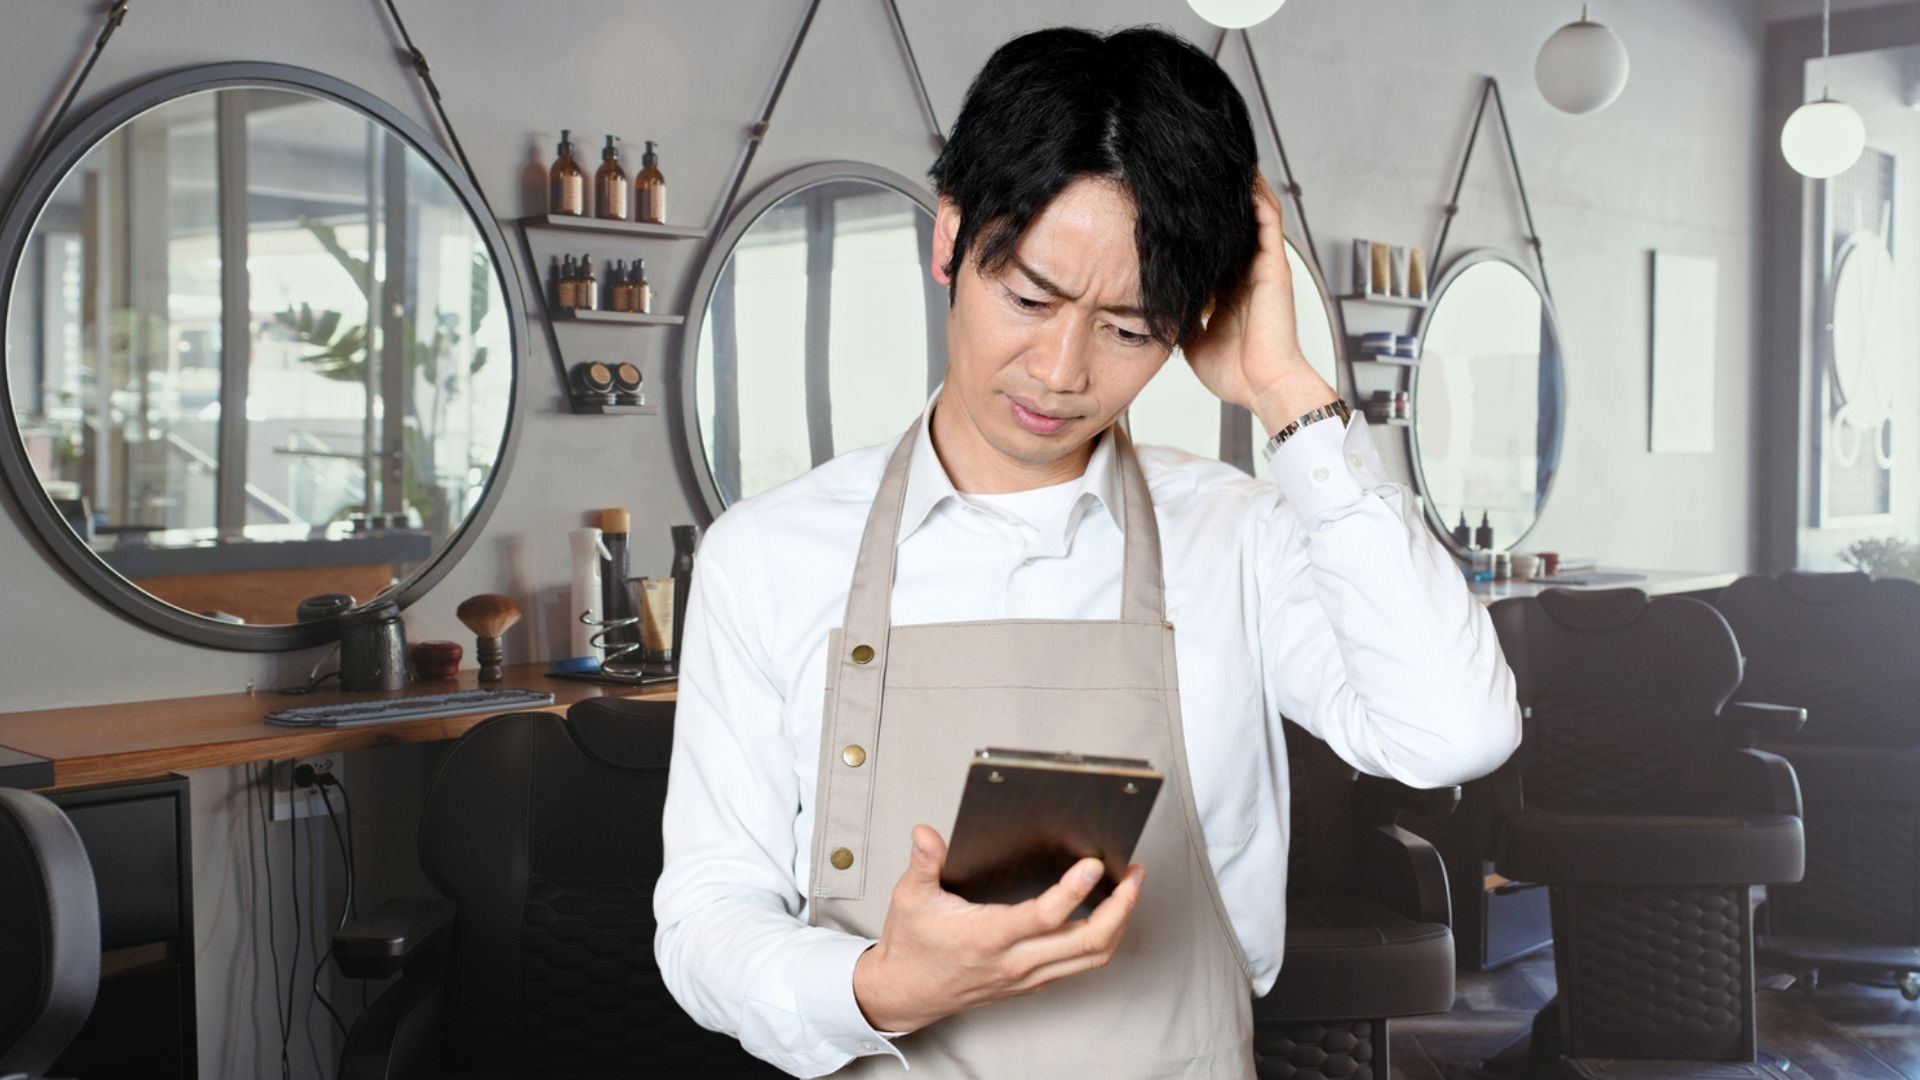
[840,410,1166,644]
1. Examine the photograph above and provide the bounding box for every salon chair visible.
[1252,722,1460,1080]
[1711,570,1920,1000]
[1480,588,1806,1079]
[333,698,780,1079]
[0,789,100,1080]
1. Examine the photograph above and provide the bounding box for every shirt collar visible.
[896,384,1124,547]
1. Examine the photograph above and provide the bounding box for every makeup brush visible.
[456,593,522,683]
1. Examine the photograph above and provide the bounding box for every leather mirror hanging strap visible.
[1432,77,1554,302]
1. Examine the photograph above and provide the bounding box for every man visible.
[656,24,1521,1079]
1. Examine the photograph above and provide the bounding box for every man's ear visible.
[931,195,961,288]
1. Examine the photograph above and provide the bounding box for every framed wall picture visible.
[1648,251,1719,454]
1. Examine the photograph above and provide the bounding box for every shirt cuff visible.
[796,934,910,1069]
[1265,411,1386,529]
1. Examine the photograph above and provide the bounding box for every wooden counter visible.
[1469,567,1737,605]
[0,663,676,790]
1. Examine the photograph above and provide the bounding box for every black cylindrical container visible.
[338,600,409,691]
[668,525,700,673]
[600,509,637,649]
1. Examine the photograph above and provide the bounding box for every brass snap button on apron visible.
[830,847,855,870]
[851,644,875,664]
[842,744,867,767]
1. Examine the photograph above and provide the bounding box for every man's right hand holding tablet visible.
[851,823,1148,1034]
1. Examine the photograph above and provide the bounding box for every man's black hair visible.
[928,25,1260,351]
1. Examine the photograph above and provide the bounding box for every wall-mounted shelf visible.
[1358,414,1413,427]
[1353,353,1420,367]
[519,214,707,241]
[513,210,703,416]
[571,400,660,416]
[551,308,684,327]
[1339,292,1429,309]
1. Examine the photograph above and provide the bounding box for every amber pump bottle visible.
[594,135,628,221]
[550,130,585,216]
[634,140,666,224]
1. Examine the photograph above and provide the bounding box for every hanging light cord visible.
[1821,0,1833,98]
[5,1,130,225]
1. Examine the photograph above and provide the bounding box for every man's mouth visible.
[1006,394,1074,436]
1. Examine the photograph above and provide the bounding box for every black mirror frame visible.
[0,62,528,652]
[672,160,938,524]
[1409,247,1567,558]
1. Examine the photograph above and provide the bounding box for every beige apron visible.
[807,415,1255,1078]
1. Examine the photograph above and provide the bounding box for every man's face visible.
[930,176,1174,470]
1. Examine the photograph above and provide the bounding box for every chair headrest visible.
[1777,570,1872,605]
[564,697,676,772]
[1535,586,1650,631]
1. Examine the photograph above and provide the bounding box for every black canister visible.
[338,600,410,692]
[668,524,700,673]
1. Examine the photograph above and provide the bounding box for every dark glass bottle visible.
[549,129,585,215]
[556,254,577,310]
[1474,511,1494,551]
[579,252,599,311]
[635,140,666,224]
[594,135,629,221]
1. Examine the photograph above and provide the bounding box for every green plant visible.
[1838,536,1920,582]
[272,216,493,536]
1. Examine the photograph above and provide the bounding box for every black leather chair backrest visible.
[1283,720,1358,896]
[1489,588,1743,816]
[1714,571,1920,746]
[415,699,745,1076]
[0,788,99,1078]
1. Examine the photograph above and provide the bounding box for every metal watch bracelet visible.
[1260,398,1352,461]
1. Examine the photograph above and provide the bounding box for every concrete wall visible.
[0,2,1770,1075]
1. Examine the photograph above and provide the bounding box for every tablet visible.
[939,747,1163,915]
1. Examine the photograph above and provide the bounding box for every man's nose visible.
[1028,317,1091,396]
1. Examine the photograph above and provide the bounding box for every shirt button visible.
[861,1041,879,1052]
[1311,465,1330,483]
[1347,452,1364,468]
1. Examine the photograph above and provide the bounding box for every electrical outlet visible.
[268,754,348,822]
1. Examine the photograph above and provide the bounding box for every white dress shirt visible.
[655,387,1523,1077]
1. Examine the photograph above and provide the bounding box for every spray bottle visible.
[568,526,611,667]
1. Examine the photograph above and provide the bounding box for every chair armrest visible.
[1721,701,1807,741]
[338,951,449,1080]
[1713,747,1803,818]
[1357,775,1462,823]
[333,898,454,981]
[1356,822,1453,927]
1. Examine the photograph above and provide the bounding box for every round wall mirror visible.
[1125,237,1342,477]
[683,162,944,514]
[1411,250,1564,555]
[1826,232,1897,469]
[0,64,524,649]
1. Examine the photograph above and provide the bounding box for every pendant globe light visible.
[1781,0,1866,179]
[1187,0,1287,30]
[1535,5,1631,114]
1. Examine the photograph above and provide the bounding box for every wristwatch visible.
[1260,398,1352,463]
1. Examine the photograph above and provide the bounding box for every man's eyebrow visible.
[1010,256,1144,319]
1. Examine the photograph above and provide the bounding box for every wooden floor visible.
[1391,950,1920,1079]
